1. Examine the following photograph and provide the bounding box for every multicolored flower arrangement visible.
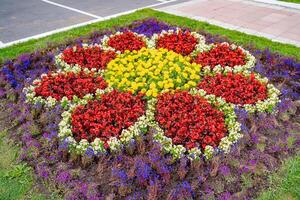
[23,28,281,160]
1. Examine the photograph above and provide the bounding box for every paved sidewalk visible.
[156,0,300,46]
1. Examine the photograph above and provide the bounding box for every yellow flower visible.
[146,90,152,97]
[103,48,201,98]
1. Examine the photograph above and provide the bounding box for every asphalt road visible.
[0,0,187,47]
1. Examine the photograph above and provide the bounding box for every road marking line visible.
[157,0,178,3]
[157,0,173,2]
[41,0,102,19]
[0,0,179,49]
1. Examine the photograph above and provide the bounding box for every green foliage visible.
[0,131,44,200]
[257,153,300,200]
[280,0,300,3]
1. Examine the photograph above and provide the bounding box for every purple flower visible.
[131,18,174,37]
[218,192,231,200]
[218,165,230,176]
[56,171,71,183]
[85,147,95,158]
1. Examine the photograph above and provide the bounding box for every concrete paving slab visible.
[0,0,93,43]
[157,0,300,47]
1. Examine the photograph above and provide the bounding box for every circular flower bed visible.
[23,28,281,160]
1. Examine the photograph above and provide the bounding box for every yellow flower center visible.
[104,47,201,97]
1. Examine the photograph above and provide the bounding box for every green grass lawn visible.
[280,0,300,4]
[258,153,300,200]
[0,131,45,200]
[0,8,299,200]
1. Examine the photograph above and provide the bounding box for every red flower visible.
[197,72,268,105]
[71,91,146,146]
[62,45,116,70]
[193,43,246,68]
[34,71,107,100]
[157,30,198,56]
[155,91,227,150]
[107,32,146,53]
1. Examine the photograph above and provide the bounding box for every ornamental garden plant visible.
[0,16,299,200]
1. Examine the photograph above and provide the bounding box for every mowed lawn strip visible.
[0,9,300,62]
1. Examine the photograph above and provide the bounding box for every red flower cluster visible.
[107,32,146,53]
[156,91,226,150]
[71,91,146,145]
[34,71,107,100]
[157,31,198,55]
[193,44,246,68]
[197,73,268,105]
[62,45,116,70]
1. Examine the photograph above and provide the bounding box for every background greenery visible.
[0,9,299,200]
[280,0,300,4]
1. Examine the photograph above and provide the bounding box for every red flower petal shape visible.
[193,43,246,68]
[157,31,198,56]
[62,45,116,70]
[156,91,227,150]
[71,91,146,144]
[34,71,107,100]
[197,73,268,105]
[107,32,146,53]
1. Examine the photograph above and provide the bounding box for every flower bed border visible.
[22,30,280,160]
